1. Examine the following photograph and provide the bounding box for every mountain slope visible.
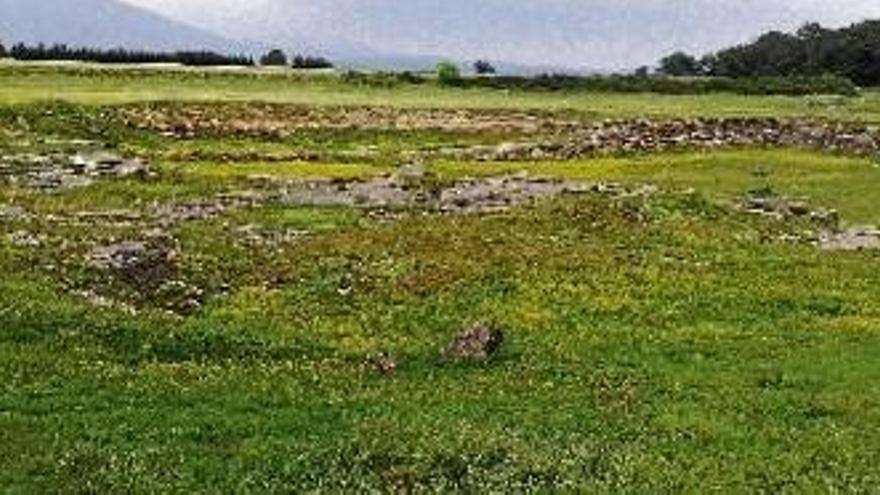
[0,0,245,52]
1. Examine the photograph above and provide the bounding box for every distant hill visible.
[0,0,251,53]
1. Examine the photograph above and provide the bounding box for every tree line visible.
[659,20,880,86]
[0,42,254,66]
[0,42,336,70]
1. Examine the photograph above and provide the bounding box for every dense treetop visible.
[660,19,880,86]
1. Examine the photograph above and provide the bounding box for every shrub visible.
[436,61,462,86]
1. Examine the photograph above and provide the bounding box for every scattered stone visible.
[153,201,228,227]
[443,322,505,362]
[278,175,598,214]
[819,226,880,251]
[739,192,840,229]
[366,352,398,376]
[234,224,308,247]
[432,118,880,162]
[0,151,151,191]
[120,104,574,137]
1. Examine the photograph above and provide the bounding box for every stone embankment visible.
[433,118,880,161]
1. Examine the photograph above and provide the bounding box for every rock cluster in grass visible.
[737,189,880,251]
[89,234,177,289]
[443,323,505,362]
[433,118,880,161]
[0,151,151,190]
[87,232,205,315]
[119,105,880,157]
[119,104,576,137]
[819,226,880,251]
[739,189,840,229]
[273,174,648,213]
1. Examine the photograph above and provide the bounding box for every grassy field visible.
[2,66,880,491]
[2,63,880,121]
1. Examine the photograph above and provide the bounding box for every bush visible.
[260,49,288,67]
[436,61,462,86]
[0,41,6,59]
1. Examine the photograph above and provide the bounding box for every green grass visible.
[3,64,880,121]
[3,190,880,491]
[431,148,880,224]
[3,90,880,490]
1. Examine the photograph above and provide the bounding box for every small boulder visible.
[443,323,505,362]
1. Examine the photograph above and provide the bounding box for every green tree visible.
[0,40,6,59]
[260,49,288,66]
[658,51,703,76]
[473,59,496,75]
[436,61,462,85]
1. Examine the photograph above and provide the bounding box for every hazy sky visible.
[121,0,880,68]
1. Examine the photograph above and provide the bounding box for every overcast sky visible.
[121,0,880,68]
